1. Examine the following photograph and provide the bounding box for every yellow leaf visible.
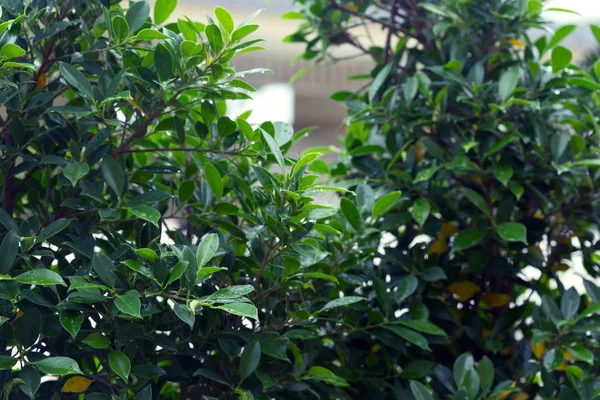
[482,329,492,340]
[335,346,345,367]
[562,349,576,361]
[36,72,47,89]
[531,340,545,360]
[15,310,24,319]
[448,280,480,302]
[473,176,483,184]
[552,263,570,272]
[508,38,526,48]
[513,393,529,400]
[555,361,568,371]
[481,293,511,308]
[126,98,144,114]
[494,382,517,400]
[428,238,448,254]
[344,2,358,12]
[439,223,459,238]
[533,211,544,219]
[371,344,381,353]
[61,376,93,393]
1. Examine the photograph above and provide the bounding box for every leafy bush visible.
[286,0,600,398]
[0,1,366,399]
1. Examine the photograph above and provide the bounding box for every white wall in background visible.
[227,83,295,125]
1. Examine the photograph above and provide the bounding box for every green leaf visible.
[216,303,259,321]
[498,66,519,102]
[541,295,564,325]
[196,233,219,271]
[551,46,572,73]
[134,28,170,41]
[372,191,401,219]
[215,7,234,34]
[296,272,339,285]
[461,188,491,218]
[108,350,131,382]
[174,303,195,328]
[496,222,527,243]
[166,261,189,286]
[232,24,259,43]
[385,326,430,351]
[115,291,142,318]
[207,284,254,300]
[135,248,157,262]
[154,0,177,25]
[398,320,446,336]
[196,267,227,279]
[154,43,173,81]
[477,356,495,394]
[33,357,82,375]
[15,269,66,286]
[0,231,19,274]
[567,344,593,364]
[204,164,223,200]
[205,24,224,54]
[368,64,392,103]
[0,43,25,58]
[59,311,83,339]
[543,348,563,371]
[411,198,430,227]
[292,152,320,176]
[410,380,433,400]
[260,128,286,171]
[548,25,576,48]
[101,156,125,198]
[561,287,580,321]
[128,205,161,227]
[414,166,440,183]
[494,163,513,186]
[82,333,110,349]
[63,162,89,187]
[591,25,600,46]
[58,62,94,100]
[240,340,261,381]
[112,15,129,41]
[320,296,364,312]
[395,275,418,303]
[307,366,349,388]
[125,0,149,33]
[453,228,487,252]
[453,353,475,386]
[340,198,361,230]
[34,218,72,245]
[0,356,17,370]
[92,253,117,287]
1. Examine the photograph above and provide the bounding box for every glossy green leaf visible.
[372,191,402,219]
[109,350,131,382]
[115,291,142,318]
[15,269,66,286]
[154,0,177,25]
[58,62,94,100]
[33,357,82,375]
[59,311,84,339]
[496,222,527,243]
[63,162,89,187]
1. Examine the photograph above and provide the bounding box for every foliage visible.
[285,0,600,398]
[0,1,368,399]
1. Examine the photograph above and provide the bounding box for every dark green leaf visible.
[240,340,261,381]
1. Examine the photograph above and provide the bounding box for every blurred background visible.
[166,0,600,157]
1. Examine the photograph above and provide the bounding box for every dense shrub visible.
[0,1,367,399]
[286,0,600,398]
